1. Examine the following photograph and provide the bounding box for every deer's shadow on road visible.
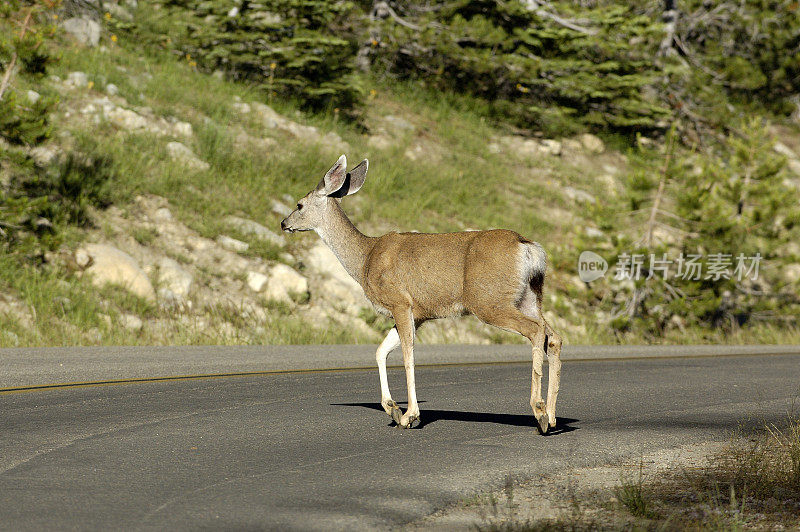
[332,402,579,435]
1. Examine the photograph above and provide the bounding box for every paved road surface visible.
[1,348,799,530]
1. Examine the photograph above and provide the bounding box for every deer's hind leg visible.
[472,303,549,433]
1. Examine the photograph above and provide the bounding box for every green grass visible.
[2,8,798,347]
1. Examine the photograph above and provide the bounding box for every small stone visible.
[539,139,562,156]
[232,102,251,114]
[578,133,605,153]
[66,71,89,88]
[166,141,210,171]
[224,215,285,246]
[26,90,40,104]
[246,271,268,293]
[270,200,292,217]
[382,115,415,132]
[119,313,143,331]
[585,227,605,239]
[172,121,193,137]
[105,83,119,96]
[216,235,249,253]
[61,17,101,47]
[367,135,393,150]
[107,107,148,130]
[774,142,797,159]
[265,264,308,303]
[28,146,58,167]
[157,257,192,299]
[75,249,92,268]
[562,186,596,204]
[153,207,173,222]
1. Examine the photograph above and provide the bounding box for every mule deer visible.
[280,155,562,433]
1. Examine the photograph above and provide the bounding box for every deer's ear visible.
[343,159,368,196]
[321,154,347,195]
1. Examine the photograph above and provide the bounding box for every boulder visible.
[246,271,268,293]
[216,235,249,253]
[166,142,210,171]
[157,257,192,301]
[61,17,101,47]
[119,313,143,331]
[562,186,596,204]
[578,133,605,153]
[79,243,156,301]
[225,215,285,246]
[265,264,308,303]
[65,71,89,89]
[107,107,148,131]
[270,199,292,218]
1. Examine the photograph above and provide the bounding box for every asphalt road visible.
[1,350,799,530]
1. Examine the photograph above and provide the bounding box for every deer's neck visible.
[316,199,375,286]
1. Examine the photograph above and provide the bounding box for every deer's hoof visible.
[383,400,400,417]
[391,406,403,426]
[536,413,550,435]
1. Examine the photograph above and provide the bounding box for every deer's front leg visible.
[392,307,420,429]
[376,327,401,417]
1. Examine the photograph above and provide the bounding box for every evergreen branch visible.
[0,8,33,102]
[518,0,598,35]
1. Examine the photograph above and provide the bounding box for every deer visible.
[280,155,562,433]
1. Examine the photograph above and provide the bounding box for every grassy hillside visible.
[1,1,799,347]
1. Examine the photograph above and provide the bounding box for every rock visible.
[232,102,251,114]
[2,331,20,346]
[172,121,193,137]
[105,83,119,96]
[562,186,596,204]
[107,107,148,130]
[106,3,133,22]
[26,90,40,104]
[65,71,89,88]
[304,243,369,310]
[246,271,268,293]
[788,159,800,176]
[585,227,605,239]
[234,130,277,152]
[270,200,292,217]
[382,115,415,133]
[785,264,800,284]
[216,235,249,253]
[367,134,393,150]
[152,207,173,222]
[265,264,308,303]
[320,278,367,314]
[75,248,92,268]
[28,146,59,167]
[224,215,285,246]
[157,257,192,299]
[774,142,797,159]
[119,313,143,331]
[166,141,210,171]
[539,139,562,156]
[61,17,101,47]
[561,138,582,153]
[578,133,605,153]
[79,243,156,301]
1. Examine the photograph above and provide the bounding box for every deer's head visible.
[280,155,368,233]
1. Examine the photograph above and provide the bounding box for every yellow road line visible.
[2,350,798,395]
